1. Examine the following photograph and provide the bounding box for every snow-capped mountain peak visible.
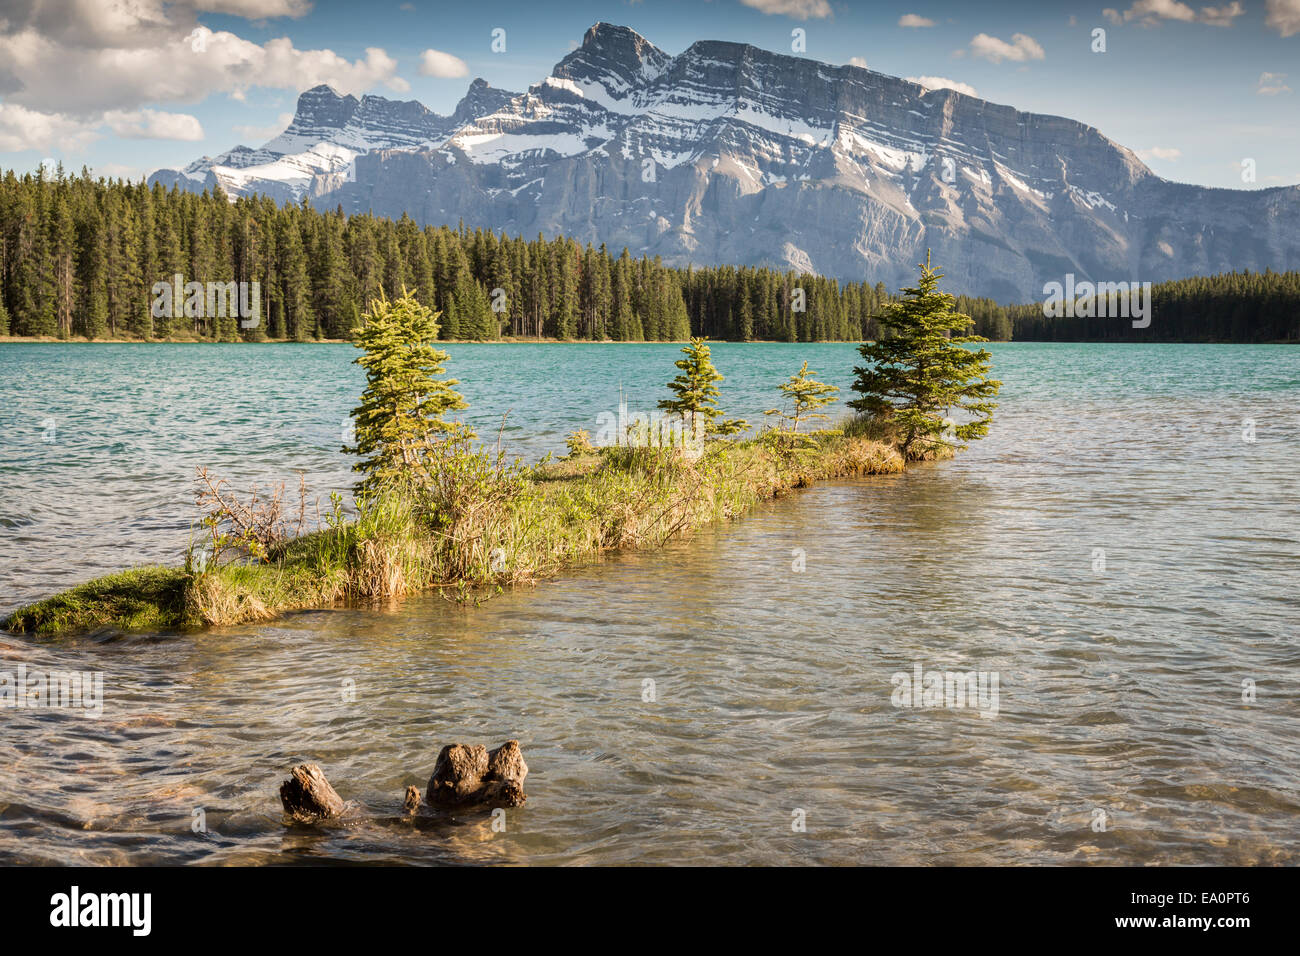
[149,22,1300,299]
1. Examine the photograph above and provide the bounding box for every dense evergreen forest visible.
[0,167,927,343]
[0,168,1294,343]
[1008,271,1300,342]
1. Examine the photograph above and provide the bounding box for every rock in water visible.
[279,763,346,821]
[426,740,528,808]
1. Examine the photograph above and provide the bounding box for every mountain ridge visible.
[149,21,1300,300]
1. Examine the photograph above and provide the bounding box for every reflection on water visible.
[1,343,1298,864]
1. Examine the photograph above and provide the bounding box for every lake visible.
[0,341,1297,864]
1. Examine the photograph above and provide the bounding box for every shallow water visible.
[1,342,1298,864]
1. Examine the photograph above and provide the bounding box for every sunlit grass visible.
[4,566,193,635]
[3,428,907,636]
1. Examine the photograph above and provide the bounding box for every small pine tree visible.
[347,288,470,494]
[848,252,1000,457]
[766,361,839,434]
[658,337,746,439]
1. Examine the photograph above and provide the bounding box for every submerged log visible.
[426,739,528,808]
[279,763,346,822]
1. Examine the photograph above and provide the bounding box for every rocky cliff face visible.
[149,84,466,204]
[150,22,1300,300]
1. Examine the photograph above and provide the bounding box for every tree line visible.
[1008,270,1300,342]
[2,167,1293,343]
[0,167,927,343]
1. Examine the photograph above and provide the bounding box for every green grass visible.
[4,566,194,635]
[3,428,917,637]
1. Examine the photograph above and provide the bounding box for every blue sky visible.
[0,0,1296,189]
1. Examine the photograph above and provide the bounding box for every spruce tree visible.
[347,288,470,494]
[75,209,109,339]
[848,252,1000,457]
[766,361,839,435]
[349,219,383,315]
[276,211,313,340]
[658,337,746,439]
[738,289,754,341]
[48,194,76,338]
[553,245,577,340]
[611,250,632,340]
[310,215,349,338]
[451,267,492,340]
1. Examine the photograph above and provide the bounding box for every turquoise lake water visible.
[0,341,1297,864]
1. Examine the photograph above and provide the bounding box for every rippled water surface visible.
[1,342,1298,864]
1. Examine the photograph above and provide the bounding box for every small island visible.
[3,257,999,637]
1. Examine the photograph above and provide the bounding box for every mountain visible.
[150,22,1300,301]
[146,82,515,204]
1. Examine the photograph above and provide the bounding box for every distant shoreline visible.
[0,336,856,345]
[0,335,697,345]
[3,335,1296,346]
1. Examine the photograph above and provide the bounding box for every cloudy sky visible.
[0,0,1296,189]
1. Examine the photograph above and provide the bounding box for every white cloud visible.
[0,102,98,151]
[738,0,833,18]
[1266,0,1300,36]
[1137,146,1182,160]
[0,0,416,154]
[0,27,410,114]
[968,33,1045,64]
[418,48,470,78]
[193,0,312,17]
[898,14,935,27]
[234,111,295,140]
[907,75,978,97]
[1103,0,1245,27]
[847,56,869,68]
[0,0,310,50]
[0,101,205,152]
[1257,71,1292,95]
[103,108,204,140]
[90,162,148,181]
[1199,2,1247,26]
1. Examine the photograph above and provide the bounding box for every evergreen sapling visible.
[347,289,471,494]
[849,253,1000,458]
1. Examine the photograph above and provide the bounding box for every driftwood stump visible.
[426,739,528,808]
[279,763,346,821]
[277,743,528,826]
[403,785,422,815]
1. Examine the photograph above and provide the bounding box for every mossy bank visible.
[3,429,911,636]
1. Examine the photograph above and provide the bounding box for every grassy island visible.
[3,429,908,636]
[3,257,999,637]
